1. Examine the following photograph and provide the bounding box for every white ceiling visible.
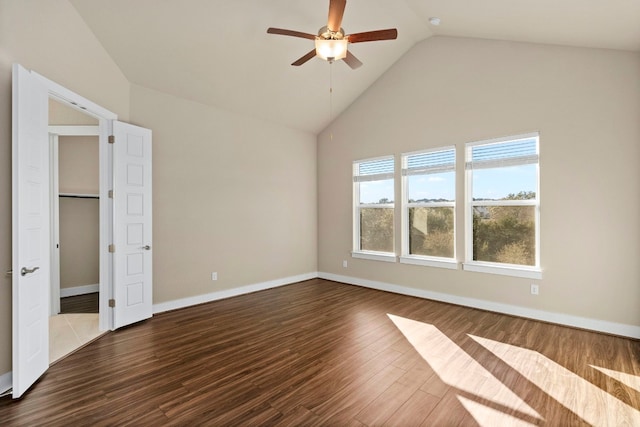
[69,0,640,134]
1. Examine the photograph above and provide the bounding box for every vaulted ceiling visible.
[69,0,640,134]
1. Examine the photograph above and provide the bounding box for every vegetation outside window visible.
[400,147,457,269]
[465,133,541,278]
[353,156,395,261]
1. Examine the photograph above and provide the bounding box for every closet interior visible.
[49,99,104,363]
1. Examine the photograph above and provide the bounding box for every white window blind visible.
[403,147,455,176]
[466,135,538,170]
[354,157,394,182]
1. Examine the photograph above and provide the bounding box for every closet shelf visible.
[59,193,99,199]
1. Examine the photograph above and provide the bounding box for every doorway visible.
[48,99,104,363]
[12,64,153,398]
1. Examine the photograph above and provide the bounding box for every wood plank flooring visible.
[1,278,639,426]
[60,293,99,314]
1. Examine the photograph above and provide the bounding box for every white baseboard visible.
[153,272,319,314]
[0,371,12,396]
[319,272,640,339]
[149,269,639,338]
[60,284,99,298]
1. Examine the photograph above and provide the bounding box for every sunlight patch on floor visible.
[49,313,103,364]
[387,314,542,426]
[590,365,640,394]
[457,395,538,427]
[470,334,640,426]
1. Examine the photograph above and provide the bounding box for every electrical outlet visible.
[342,260,348,268]
[530,284,539,295]
[211,272,218,281]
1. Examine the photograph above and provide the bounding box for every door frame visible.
[49,132,60,316]
[32,71,117,331]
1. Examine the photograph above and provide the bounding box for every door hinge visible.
[108,190,113,199]
[108,135,115,144]
[108,244,115,253]
[108,299,116,308]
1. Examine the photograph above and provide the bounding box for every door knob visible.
[20,266,40,276]
[142,245,151,250]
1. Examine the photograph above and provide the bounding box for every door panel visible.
[12,64,50,398]
[113,121,152,328]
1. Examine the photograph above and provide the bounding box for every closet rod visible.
[59,193,99,199]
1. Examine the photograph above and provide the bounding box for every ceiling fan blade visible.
[292,49,317,66]
[347,29,398,43]
[327,0,347,32]
[267,27,316,40]
[343,50,363,69]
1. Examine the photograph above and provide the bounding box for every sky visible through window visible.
[473,164,537,200]
[360,179,394,204]
[361,164,536,204]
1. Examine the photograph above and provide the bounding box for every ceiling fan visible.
[267,0,397,69]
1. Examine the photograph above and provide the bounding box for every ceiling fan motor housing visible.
[318,26,346,40]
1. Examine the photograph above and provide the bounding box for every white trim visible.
[465,133,541,271]
[463,262,542,279]
[353,155,395,254]
[354,172,394,182]
[33,71,117,120]
[50,134,60,316]
[48,125,99,136]
[400,256,459,270]
[358,203,394,209]
[470,199,537,207]
[60,284,99,298]
[465,154,538,170]
[32,67,117,332]
[407,201,455,208]
[351,251,397,263]
[318,272,640,339]
[0,371,12,395]
[153,272,318,314]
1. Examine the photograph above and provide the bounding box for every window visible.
[401,147,457,269]
[353,156,395,262]
[465,133,541,278]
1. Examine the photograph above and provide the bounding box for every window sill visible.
[463,262,542,279]
[351,251,397,263]
[400,256,459,270]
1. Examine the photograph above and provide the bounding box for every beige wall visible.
[0,0,130,375]
[59,198,100,288]
[58,135,99,194]
[129,85,317,303]
[50,98,99,125]
[58,136,100,289]
[0,0,317,381]
[318,36,640,328]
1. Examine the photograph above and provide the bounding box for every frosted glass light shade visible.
[315,38,348,61]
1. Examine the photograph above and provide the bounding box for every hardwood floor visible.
[60,293,99,314]
[1,278,638,426]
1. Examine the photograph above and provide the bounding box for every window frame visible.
[464,133,542,279]
[352,155,397,262]
[400,146,458,270]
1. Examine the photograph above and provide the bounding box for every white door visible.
[12,64,50,398]
[112,121,153,328]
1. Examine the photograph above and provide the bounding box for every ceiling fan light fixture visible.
[315,38,348,61]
